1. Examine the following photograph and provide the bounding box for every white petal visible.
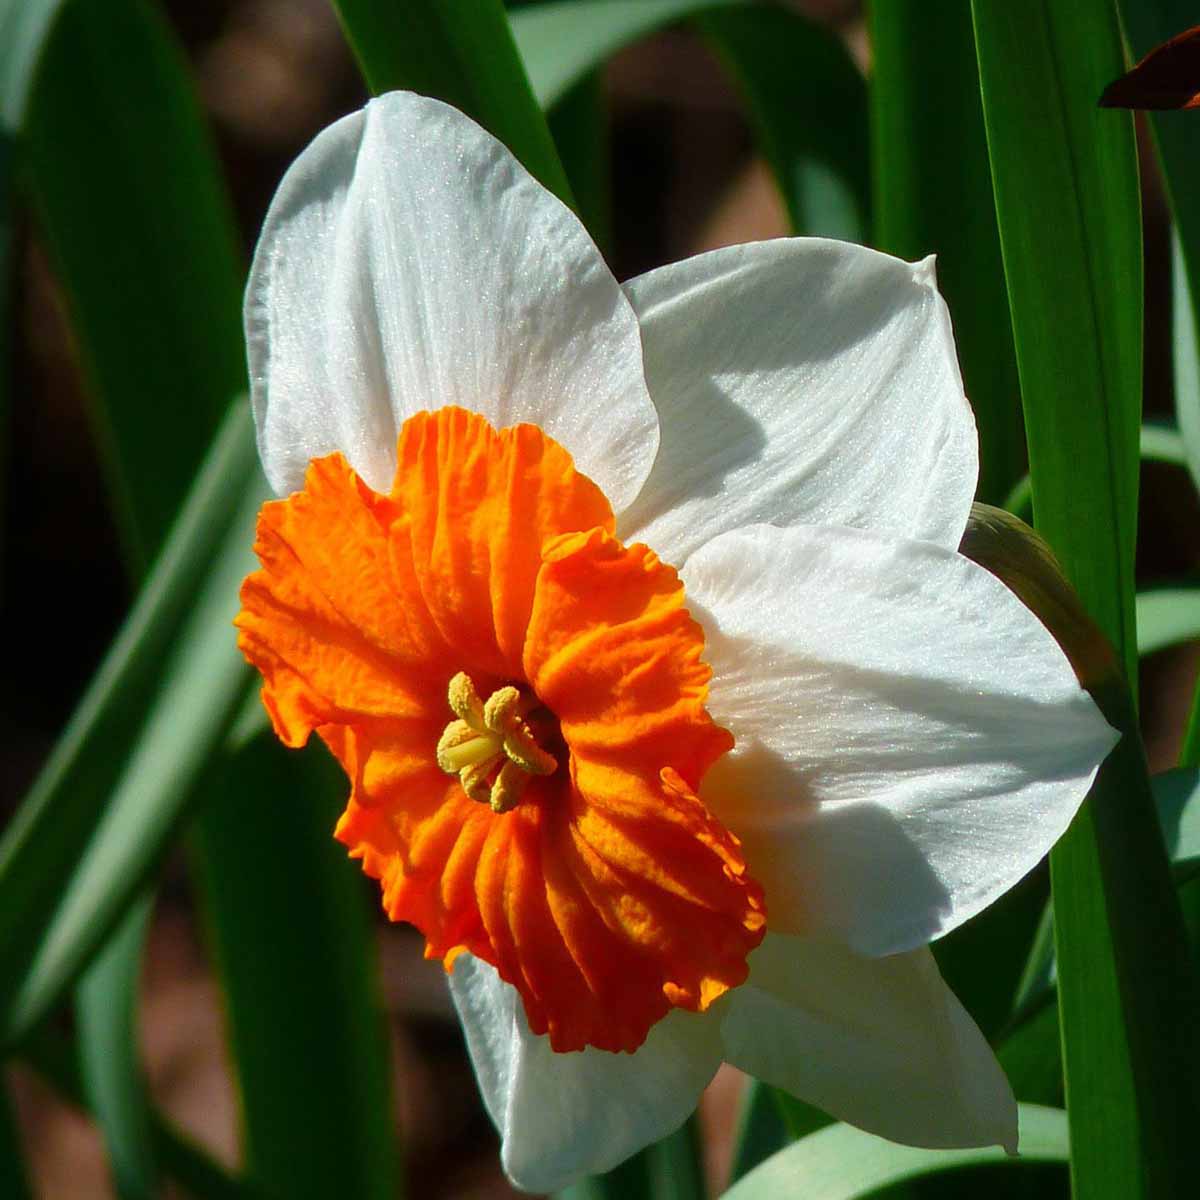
[720,934,1017,1151]
[448,954,722,1193]
[246,91,658,505]
[618,240,977,561]
[684,522,1118,954]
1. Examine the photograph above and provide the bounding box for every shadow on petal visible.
[703,741,954,951]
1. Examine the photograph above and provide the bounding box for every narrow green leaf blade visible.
[999,998,1063,1108]
[548,71,612,254]
[191,726,399,1200]
[1138,420,1189,466]
[1008,765,1200,1035]
[931,870,1048,1040]
[556,1156,654,1200]
[972,1,1139,671]
[0,0,65,123]
[22,1028,262,1200]
[1153,767,1200,882]
[728,1083,830,1193]
[770,1091,830,1143]
[695,5,869,241]
[721,1105,1068,1200]
[870,0,1023,502]
[331,0,570,203]
[1003,421,1189,524]
[643,1115,706,1200]
[1010,902,1057,1023]
[75,898,159,1200]
[17,8,249,1189]
[1136,585,1200,656]
[1120,3,1200,495]
[971,3,1200,1195]
[1174,231,1200,494]
[1183,688,1200,767]
[513,1,868,243]
[512,0,735,109]
[552,1108,706,1200]
[728,1083,789,1186]
[0,403,262,1047]
[23,0,245,572]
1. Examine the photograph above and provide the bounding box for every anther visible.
[437,671,558,812]
[448,672,488,731]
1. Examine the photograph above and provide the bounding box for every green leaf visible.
[557,1155,655,1200]
[330,0,571,204]
[972,0,1140,671]
[721,1105,1068,1200]
[0,402,262,1049]
[554,1115,705,1200]
[0,0,65,123]
[548,70,612,254]
[870,0,1023,503]
[728,1083,789,1187]
[1010,766,1200,1034]
[191,722,399,1200]
[1009,901,1056,1024]
[1175,230,1200,496]
[1120,0,1200,766]
[726,1081,833,1196]
[1138,421,1189,466]
[513,1,868,242]
[1136,585,1200,656]
[76,897,159,1199]
[770,1090,830,1143]
[695,6,868,241]
[971,3,1200,1195]
[644,1114,707,1200]
[1048,697,1199,1196]
[512,0,736,109]
[1153,768,1200,884]
[932,869,1048,1041]
[22,0,245,573]
[1120,2,1200,496]
[17,8,248,1189]
[1183,690,1200,769]
[22,1027,263,1200]
[999,999,1063,1109]
[1001,770,1200,1114]
[1003,421,1189,522]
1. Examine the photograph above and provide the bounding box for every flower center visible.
[236,407,764,1053]
[435,671,557,813]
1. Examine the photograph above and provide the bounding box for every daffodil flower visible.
[236,92,1117,1193]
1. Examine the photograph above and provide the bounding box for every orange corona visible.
[236,407,765,1053]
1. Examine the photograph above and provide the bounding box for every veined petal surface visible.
[449,954,723,1194]
[720,935,1017,1151]
[683,522,1118,955]
[619,240,977,561]
[246,91,658,508]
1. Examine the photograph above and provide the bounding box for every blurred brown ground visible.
[2,1,1198,1197]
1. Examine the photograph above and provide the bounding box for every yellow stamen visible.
[461,758,499,803]
[436,720,500,774]
[448,672,488,731]
[437,671,558,812]
[490,761,528,814]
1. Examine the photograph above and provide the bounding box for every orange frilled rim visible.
[235,406,765,1053]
